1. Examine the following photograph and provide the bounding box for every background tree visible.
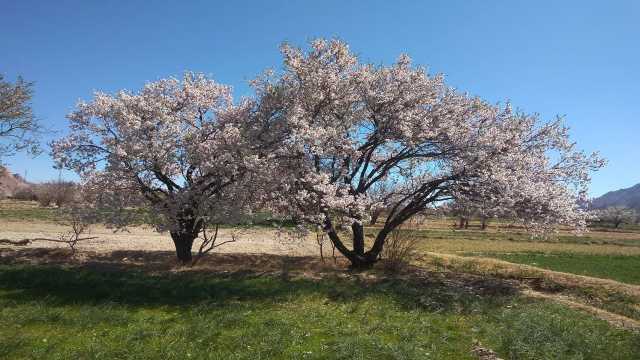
[0,74,40,162]
[34,180,77,207]
[446,191,504,230]
[258,39,604,268]
[52,73,268,264]
[448,198,475,229]
[594,206,637,228]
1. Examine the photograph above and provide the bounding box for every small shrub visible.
[11,187,37,201]
[34,181,77,207]
[54,205,98,254]
[381,220,421,273]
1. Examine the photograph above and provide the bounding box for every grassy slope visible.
[475,253,640,285]
[397,224,640,285]
[1,264,639,360]
[418,252,640,324]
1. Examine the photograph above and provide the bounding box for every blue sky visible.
[1,0,638,197]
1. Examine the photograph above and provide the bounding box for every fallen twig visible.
[0,237,98,247]
[0,239,32,246]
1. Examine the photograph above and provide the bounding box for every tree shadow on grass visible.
[0,248,520,315]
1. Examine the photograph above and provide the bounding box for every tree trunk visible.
[481,217,488,230]
[352,223,365,255]
[458,217,465,229]
[369,210,382,225]
[326,227,378,270]
[324,215,401,270]
[170,231,196,265]
[326,221,396,269]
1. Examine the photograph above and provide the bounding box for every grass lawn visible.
[1,264,639,359]
[473,252,640,285]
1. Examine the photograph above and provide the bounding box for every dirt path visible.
[418,252,640,332]
[420,252,640,298]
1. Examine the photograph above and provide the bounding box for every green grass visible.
[0,264,639,359]
[0,205,59,222]
[420,252,640,323]
[0,201,152,224]
[473,252,640,285]
[419,228,640,247]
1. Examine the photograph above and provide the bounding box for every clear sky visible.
[1,0,638,197]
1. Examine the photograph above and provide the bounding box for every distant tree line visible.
[11,180,77,207]
[592,206,639,228]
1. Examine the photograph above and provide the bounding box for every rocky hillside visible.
[0,166,31,197]
[591,183,640,211]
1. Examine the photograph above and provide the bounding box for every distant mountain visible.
[591,183,640,211]
[0,166,31,197]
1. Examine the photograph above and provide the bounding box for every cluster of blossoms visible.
[53,39,604,267]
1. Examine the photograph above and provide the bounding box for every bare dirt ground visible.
[0,219,320,256]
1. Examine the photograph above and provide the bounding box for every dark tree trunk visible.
[352,223,365,255]
[167,210,203,265]
[481,217,488,230]
[324,217,395,270]
[170,231,196,265]
[326,228,378,269]
[369,210,382,225]
[458,217,465,229]
[464,219,469,229]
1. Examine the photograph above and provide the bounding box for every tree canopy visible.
[53,39,604,267]
[254,39,604,267]
[0,74,40,162]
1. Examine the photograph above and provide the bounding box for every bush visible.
[11,187,37,201]
[381,221,421,273]
[34,181,77,207]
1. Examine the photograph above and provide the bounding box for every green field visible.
[0,201,58,222]
[2,200,640,358]
[470,252,640,285]
[1,264,639,360]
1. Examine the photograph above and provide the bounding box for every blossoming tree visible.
[0,74,40,162]
[52,73,265,264]
[257,39,604,268]
[594,206,638,228]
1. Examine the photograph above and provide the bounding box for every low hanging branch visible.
[192,223,238,266]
